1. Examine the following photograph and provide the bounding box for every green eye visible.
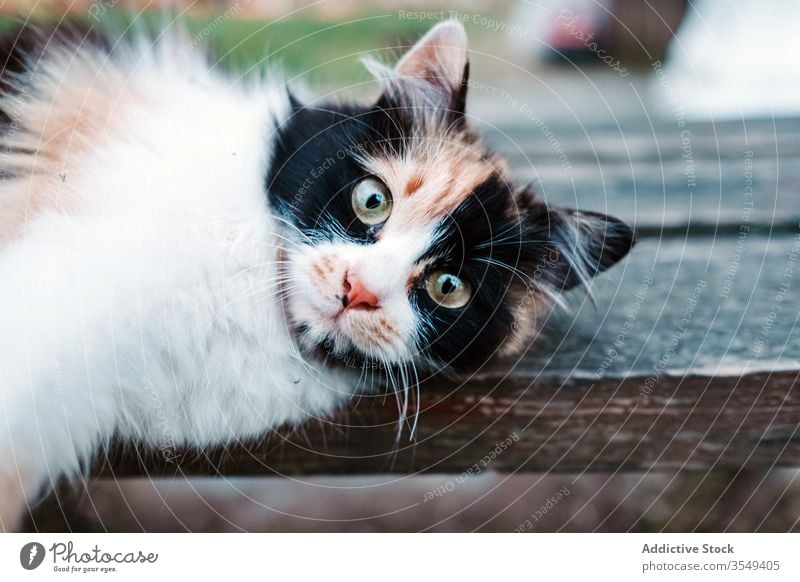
[352,177,392,225]
[425,271,472,309]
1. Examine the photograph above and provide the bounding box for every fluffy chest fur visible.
[0,35,347,449]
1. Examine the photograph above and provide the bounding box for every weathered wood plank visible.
[504,235,800,378]
[482,117,800,232]
[94,370,800,476]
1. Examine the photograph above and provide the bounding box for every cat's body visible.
[0,27,349,528]
[0,20,634,530]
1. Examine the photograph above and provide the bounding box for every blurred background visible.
[7,0,800,532]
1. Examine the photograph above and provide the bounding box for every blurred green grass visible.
[0,10,435,84]
[186,13,430,79]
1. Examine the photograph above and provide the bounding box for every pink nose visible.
[342,273,380,310]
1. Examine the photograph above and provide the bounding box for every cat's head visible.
[268,20,635,373]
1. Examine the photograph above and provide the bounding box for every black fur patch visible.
[409,175,635,370]
[415,173,524,368]
[267,98,401,242]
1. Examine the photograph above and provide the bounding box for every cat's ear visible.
[518,194,636,291]
[391,20,469,115]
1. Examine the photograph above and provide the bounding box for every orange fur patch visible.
[405,173,424,196]
[352,313,400,346]
[406,259,432,291]
[309,252,348,300]
[499,293,543,356]
[362,132,506,238]
[0,53,133,248]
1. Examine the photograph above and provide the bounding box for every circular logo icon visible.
[19,542,46,570]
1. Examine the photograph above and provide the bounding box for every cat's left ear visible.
[392,20,469,115]
[517,194,637,292]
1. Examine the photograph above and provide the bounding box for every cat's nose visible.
[342,272,380,310]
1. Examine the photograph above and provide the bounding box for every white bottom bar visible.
[2,533,798,581]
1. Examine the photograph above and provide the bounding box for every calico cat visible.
[0,19,634,530]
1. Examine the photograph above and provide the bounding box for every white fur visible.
[287,231,434,362]
[0,33,356,529]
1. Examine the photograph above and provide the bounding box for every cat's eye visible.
[425,271,472,309]
[351,177,392,225]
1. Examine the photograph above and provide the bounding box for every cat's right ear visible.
[384,20,470,116]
